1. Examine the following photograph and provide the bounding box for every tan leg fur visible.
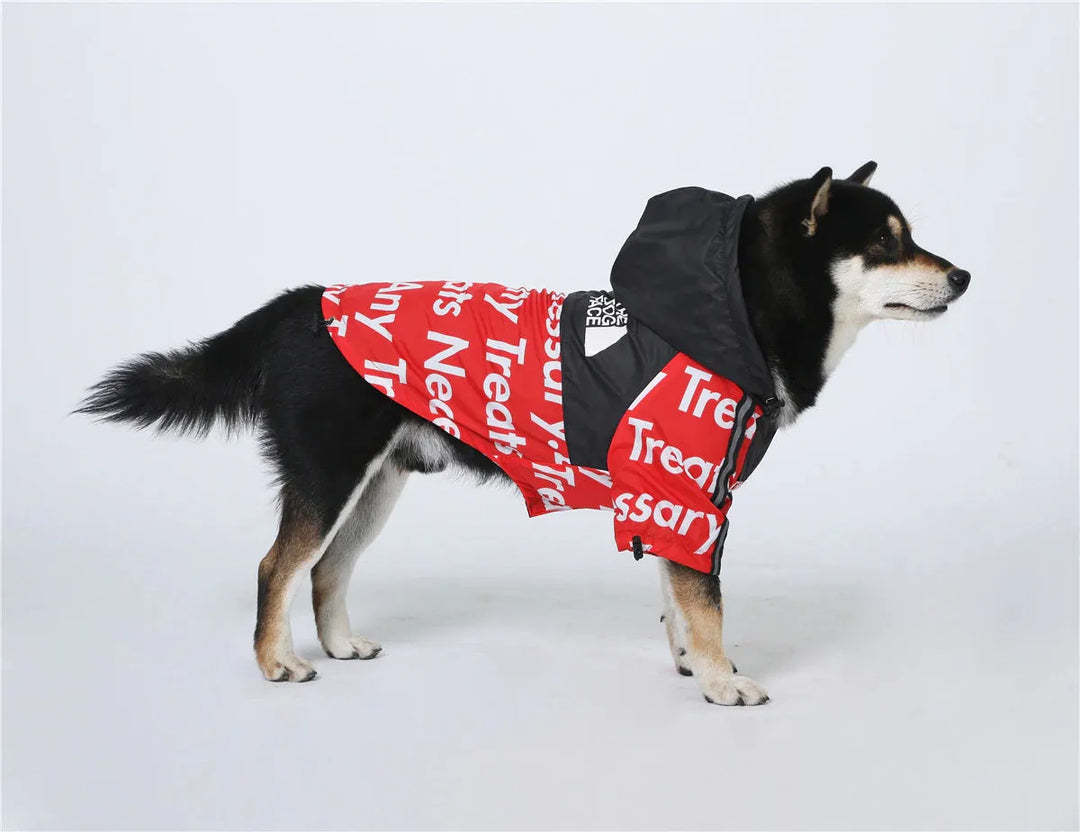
[663,560,770,706]
[254,506,322,682]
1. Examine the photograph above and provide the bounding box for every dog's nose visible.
[947,269,971,293]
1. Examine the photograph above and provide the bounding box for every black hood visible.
[609,187,776,402]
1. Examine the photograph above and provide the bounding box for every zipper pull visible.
[761,396,785,417]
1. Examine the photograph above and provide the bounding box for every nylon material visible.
[562,292,676,470]
[324,282,769,574]
[610,189,776,401]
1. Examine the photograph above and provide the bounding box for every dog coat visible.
[323,188,781,574]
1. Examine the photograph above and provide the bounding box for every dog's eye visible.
[875,230,892,246]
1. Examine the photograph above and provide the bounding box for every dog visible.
[78,162,970,705]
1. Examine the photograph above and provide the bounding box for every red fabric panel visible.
[322,282,759,574]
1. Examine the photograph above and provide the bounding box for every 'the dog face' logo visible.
[584,292,628,356]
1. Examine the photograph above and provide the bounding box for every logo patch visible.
[584,292,628,356]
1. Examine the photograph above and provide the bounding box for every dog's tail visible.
[76,286,324,437]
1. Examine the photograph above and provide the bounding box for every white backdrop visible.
[4,4,1077,829]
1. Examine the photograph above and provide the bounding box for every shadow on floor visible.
[303,568,873,678]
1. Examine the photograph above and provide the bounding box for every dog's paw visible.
[259,653,318,683]
[699,673,769,706]
[322,635,382,661]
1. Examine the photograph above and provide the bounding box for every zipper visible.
[708,394,761,574]
[711,394,756,506]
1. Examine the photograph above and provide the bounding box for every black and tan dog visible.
[79,163,969,705]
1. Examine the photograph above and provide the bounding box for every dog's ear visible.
[802,166,832,237]
[846,160,877,186]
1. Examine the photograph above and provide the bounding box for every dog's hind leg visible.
[254,497,324,682]
[254,437,400,682]
[663,560,769,706]
[311,463,408,660]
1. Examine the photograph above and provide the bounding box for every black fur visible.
[738,164,953,413]
[78,285,505,537]
[75,287,324,437]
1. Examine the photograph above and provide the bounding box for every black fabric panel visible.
[561,290,677,470]
[609,189,776,403]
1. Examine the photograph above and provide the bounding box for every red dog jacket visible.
[322,188,782,574]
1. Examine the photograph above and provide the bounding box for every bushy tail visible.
[76,286,322,437]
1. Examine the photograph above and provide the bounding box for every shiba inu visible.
[79,162,970,705]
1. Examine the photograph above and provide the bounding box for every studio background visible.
[4,4,1077,830]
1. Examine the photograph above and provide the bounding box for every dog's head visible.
[766,162,970,322]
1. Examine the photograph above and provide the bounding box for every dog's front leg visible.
[658,561,693,676]
[662,560,769,706]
